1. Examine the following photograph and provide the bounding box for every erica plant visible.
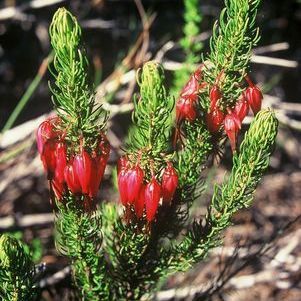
[1,1,279,300]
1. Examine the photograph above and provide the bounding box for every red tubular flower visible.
[245,76,263,115]
[209,85,222,110]
[74,149,93,195]
[224,112,241,152]
[118,168,129,206]
[64,162,81,194]
[206,108,225,133]
[51,178,65,200]
[161,163,178,204]
[126,165,144,204]
[36,117,60,155]
[145,177,162,222]
[134,184,145,218]
[54,142,67,184]
[176,97,197,122]
[41,140,57,179]
[234,94,249,122]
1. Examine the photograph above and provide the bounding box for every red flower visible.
[234,94,249,122]
[73,149,93,195]
[224,112,241,152]
[41,140,57,179]
[245,76,263,115]
[206,108,225,133]
[134,184,145,218]
[176,97,197,122]
[118,168,129,206]
[36,117,60,154]
[161,163,178,204]
[51,178,65,200]
[126,165,144,204]
[54,142,67,184]
[64,162,81,194]
[209,85,222,110]
[145,177,162,222]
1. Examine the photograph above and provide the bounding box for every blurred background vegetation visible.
[0,1,301,300]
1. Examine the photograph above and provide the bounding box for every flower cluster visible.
[117,158,178,222]
[37,117,110,204]
[206,76,263,151]
[175,66,203,123]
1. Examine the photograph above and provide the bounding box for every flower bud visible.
[161,163,178,204]
[64,162,81,194]
[206,108,225,133]
[145,177,162,222]
[224,112,241,152]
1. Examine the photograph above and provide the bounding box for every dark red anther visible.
[206,108,225,133]
[176,97,197,123]
[161,163,178,204]
[126,165,144,204]
[64,162,81,194]
[234,94,249,122]
[134,184,145,218]
[54,142,67,184]
[224,112,241,152]
[73,149,93,195]
[209,85,222,110]
[245,76,263,115]
[145,177,162,222]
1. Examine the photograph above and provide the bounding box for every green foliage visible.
[203,0,261,110]
[171,109,278,270]
[0,234,38,301]
[49,7,107,147]
[128,61,174,156]
[55,201,111,300]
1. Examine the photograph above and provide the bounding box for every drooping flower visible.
[245,76,263,115]
[118,167,129,206]
[126,165,144,204]
[161,163,178,204]
[145,177,162,222]
[134,184,145,218]
[206,107,225,133]
[73,149,93,195]
[64,162,81,194]
[176,97,197,122]
[224,111,241,152]
[54,142,67,184]
[234,94,249,122]
[41,139,57,179]
[209,85,222,110]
